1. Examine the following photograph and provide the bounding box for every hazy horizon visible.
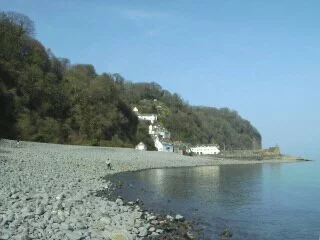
[2,0,319,159]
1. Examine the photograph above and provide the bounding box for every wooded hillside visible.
[0,11,261,150]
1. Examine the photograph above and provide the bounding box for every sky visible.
[1,0,320,159]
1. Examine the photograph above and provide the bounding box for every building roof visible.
[191,144,219,148]
[138,113,157,117]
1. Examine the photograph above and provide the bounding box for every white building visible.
[158,130,170,139]
[135,142,147,151]
[149,124,171,139]
[190,145,220,155]
[137,114,158,123]
[133,107,139,113]
[162,142,174,152]
[149,124,155,135]
[132,107,158,124]
[154,136,174,152]
[132,107,173,152]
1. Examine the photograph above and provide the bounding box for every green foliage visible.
[135,122,157,151]
[192,107,261,150]
[0,11,139,147]
[0,11,262,150]
[121,83,262,149]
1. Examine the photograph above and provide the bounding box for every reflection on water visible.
[110,162,320,240]
[134,165,264,208]
[137,166,221,199]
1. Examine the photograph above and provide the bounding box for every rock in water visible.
[147,215,157,221]
[221,228,233,238]
[185,231,195,240]
[175,214,184,221]
[166,215,174,221]
[115,198,124,206]
[127,201,134,206]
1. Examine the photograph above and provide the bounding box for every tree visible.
[0,11,262,150]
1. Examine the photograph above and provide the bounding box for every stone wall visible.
[217,146,281,160]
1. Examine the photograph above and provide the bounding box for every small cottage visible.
[154,136,174,152]
[162,142,174,152]
[135,142,147,151]
[190,145,220,155]
[133,107,139,113]
[137,114,158,123]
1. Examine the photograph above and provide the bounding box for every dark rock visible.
[164,226,176,232]
[156,229,163,234]
[185,231,195,240]
[220,228,233,238]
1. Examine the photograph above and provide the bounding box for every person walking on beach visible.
[106,158,112,170]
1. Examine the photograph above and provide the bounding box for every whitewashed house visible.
[149,124,155,135]
[137,114,158,123]
[158,130,171,139]
[132,107,174,152]
[190,145,220,155]
[132,107,158,124]
[162,142,174,152]
[135,142,147,151]
[149,124,171,139]
[133,107,139,113]
[154,136,174,152]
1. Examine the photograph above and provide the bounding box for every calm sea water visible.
[110,160,320,240]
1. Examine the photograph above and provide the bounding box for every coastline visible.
[0,140,306,239]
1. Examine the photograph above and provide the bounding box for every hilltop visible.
[0,11,261,150]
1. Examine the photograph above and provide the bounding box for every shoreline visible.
[105,157,306,177]
[0,140,306,239]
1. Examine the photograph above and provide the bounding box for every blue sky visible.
[2,0,320,159]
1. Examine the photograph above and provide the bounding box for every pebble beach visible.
[0,140,298,240]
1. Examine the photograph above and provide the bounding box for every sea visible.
[109,159,320,240]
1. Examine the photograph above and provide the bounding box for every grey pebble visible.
[0,140,209,240]
[138,227,148,237]
[35,206,45,215]
[156,229,164,234]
